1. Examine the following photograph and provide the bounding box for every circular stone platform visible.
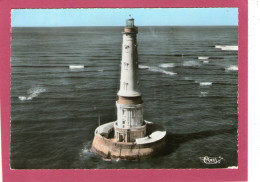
[90,121,166,160]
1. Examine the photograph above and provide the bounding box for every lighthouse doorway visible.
[119,134,124,142]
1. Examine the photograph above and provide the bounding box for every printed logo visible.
[199,156,224,164]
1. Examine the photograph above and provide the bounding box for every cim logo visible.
[199,156,224,165]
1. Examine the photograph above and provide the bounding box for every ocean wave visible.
[18,87,47,101]
[18,96,32,101]
[159,63,175,68]
[69,65,85,72]
[138,65,150,69]
[69,65,84,69]
[148,67,177,76]
[139,65,177,76]
[225,65,238,72]
[198,57,209,60]
[183,61,201,67]
[203,60,209,64]
[200,91,208,97]
[215,45,238,51]
[197,82,212,86]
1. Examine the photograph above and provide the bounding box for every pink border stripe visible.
[0,0,247,181]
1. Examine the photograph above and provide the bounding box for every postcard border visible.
[0,0,247,181]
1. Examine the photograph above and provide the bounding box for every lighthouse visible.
[90,18,166,160]
[115,18,146,142]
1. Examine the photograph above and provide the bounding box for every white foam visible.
[139,65,177,76]
[215,45,238,51]
[225,65,238,72]
[203,60,209,64]
[18,96,28,101]
[199,82,212,86]
[82,149,89,154]
[198,57,209,60]
[69,65,84,69]
[162,70,177,75]
[80,147,95,160]
[159,63,175,68]
[19,87,46,101]
[138,65,149,69]
[149,67,177,76]
[200,91,208,97]
[183,61,200,67]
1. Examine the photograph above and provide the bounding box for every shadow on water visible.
[161,127,237,156]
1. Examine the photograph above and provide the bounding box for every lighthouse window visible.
[123,82,128,90]
[125,45,130,53]
[124,62,129,69]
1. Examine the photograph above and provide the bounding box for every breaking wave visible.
[138,65,150,69]
[198,57,209,60]
[148,67,177,76]
[196,81,212,86]
[225,65,238,72]
[183,61,201,67]
[159,63,175,68]
[139,65,177,76]
[18,87,47,101]
[203,60,209,64]
[69,65,84,69]
[215,45,238,51]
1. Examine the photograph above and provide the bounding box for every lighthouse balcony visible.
[124,27,138,34]
[94,121,115,139]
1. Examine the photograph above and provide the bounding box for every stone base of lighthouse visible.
[90,121,166,160]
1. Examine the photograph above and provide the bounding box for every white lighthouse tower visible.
[114,18,146,142]
[91,18,166,160]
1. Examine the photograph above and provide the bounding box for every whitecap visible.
[159,63,175,68]
[149,67,177,76]
[69,65,84,69]
[215,45,238,51]
[183,61,201,67]
[225,65,238,72]
[199,82,212,86]
[138,65,149,69]
[18,96,28,101]
[162,70,177,75]
[203,60,209,64]
[19,87,46,101]
[198,57,209,60]
[139,65,177,76]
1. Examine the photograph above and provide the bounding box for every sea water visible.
[11,26,238,169]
